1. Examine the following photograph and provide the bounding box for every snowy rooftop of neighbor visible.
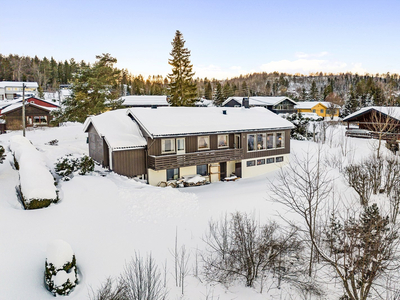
[343,106,400,122]
[0,102,56,114]
[195,99,214,107]
[222,96,296,107]
[0,81,38,88]
[295,101,340,109]
[83,109,147,150]
[128,107,294,137]
[120,95,169,107]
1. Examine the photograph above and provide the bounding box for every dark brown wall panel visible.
[112,149,146,177]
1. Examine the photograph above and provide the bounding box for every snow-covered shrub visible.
[0,145,5,163]
[10,136,58,209]
[44,239,78,296]
[46,139,59,146]
[55,155,94,180]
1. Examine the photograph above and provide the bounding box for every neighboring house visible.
[0,102,57,130]
[222,97,297,114]
[120,95,169,108]
[84,107,294,186]
[295,101,340,118]
[0,81,38,100]
[343,107,400,138]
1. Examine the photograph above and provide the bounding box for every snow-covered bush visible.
[55,154,94,180]
[0,145,5,163]
[46,139,59,146]
[10,136,58,209]
[285,112,323,140]
[44,239,78,296]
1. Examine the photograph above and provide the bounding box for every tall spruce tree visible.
[309,80,318,100]
[214,82,224,106]
[167,30,197,106]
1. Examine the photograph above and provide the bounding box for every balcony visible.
[148,148,243,170]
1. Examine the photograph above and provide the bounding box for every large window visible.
[267,134,274,149]
[276,133,284,148]
[167,168,179,181]
[162,138,175,154]
[218,134,228,148]
[257,133,266,150]
[247,134,255,151]
[198,136,210,150]
[197,164,208,176]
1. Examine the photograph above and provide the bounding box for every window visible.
[40,116,47,123]
[176,138,185,152]
[257,133,266,150]
[267,133,274,149]
[267,157,275,164]
[197,164,208,176]
[247,160,255,167]
[218,134,228,148]
[276,156,284,162]
[320,109,324,114]
[276,132,284,148]
[312,109,316,113]
[198,136,210,150]
[166,168,179,181]
[257,159,265,165]
[247,134,255,151]
[162,138,175,154]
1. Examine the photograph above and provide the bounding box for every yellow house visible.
[295,101,340,118]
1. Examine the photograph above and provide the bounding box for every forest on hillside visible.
[1,54,400,115]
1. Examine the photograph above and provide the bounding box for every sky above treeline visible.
[1,0,399,79]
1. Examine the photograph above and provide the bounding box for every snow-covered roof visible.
[222,96,296,107]
[295,101,340,109]
[0,102,56,114]
[343,106,400,122]
[128,107,294,138]
[83,109,147,151]
[0,81,38,88]
[120,95,169,107]
[195,99,214,107]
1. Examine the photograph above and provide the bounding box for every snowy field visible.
[0,123,389,299]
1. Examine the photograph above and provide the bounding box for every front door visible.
[220,162,226,181]
[235,162,242,178]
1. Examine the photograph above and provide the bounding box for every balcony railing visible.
[148,148,243,170]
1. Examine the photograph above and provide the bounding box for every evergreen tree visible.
[214,82,224,106]
[241,81,248,96]
[167,30,197,106]
[223,82,233,99]
[309,80,318,100]
[204,80,212,99]
[54,53,122,123]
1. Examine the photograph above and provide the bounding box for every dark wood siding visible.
[112,149,146,177]
[243,129,291,159]
[87,124,106,166]
[3,105,54,130]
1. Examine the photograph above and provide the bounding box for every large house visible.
[0,81,38,100]
[84,107,294,186]
[222,97,297,114]
[295,101,340,118]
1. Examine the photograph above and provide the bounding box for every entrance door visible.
[235,162,242,178]
[220,162,227,181]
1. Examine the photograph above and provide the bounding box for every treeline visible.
[2,54,400,109]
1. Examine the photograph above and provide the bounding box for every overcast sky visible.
[1,0,399,79]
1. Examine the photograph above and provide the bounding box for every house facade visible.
[84,107,294,186]
[295,101,340,118]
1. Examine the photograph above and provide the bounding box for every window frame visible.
[176,138,185,154]
[161,138,176,154]
[198,136,210,151]
[276,156,284,163]
[276,132,285,148]
[257,159,265,165]
[247,160,256,167]
[166,168,179,181]
[217,134,229,148]
[267,157,275,164]
[197,164,208,176]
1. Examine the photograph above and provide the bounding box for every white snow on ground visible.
[0,123,394,299]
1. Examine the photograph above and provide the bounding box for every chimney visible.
[222,110,227,115]
[151,105,157,109]
[242,97,249,108]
